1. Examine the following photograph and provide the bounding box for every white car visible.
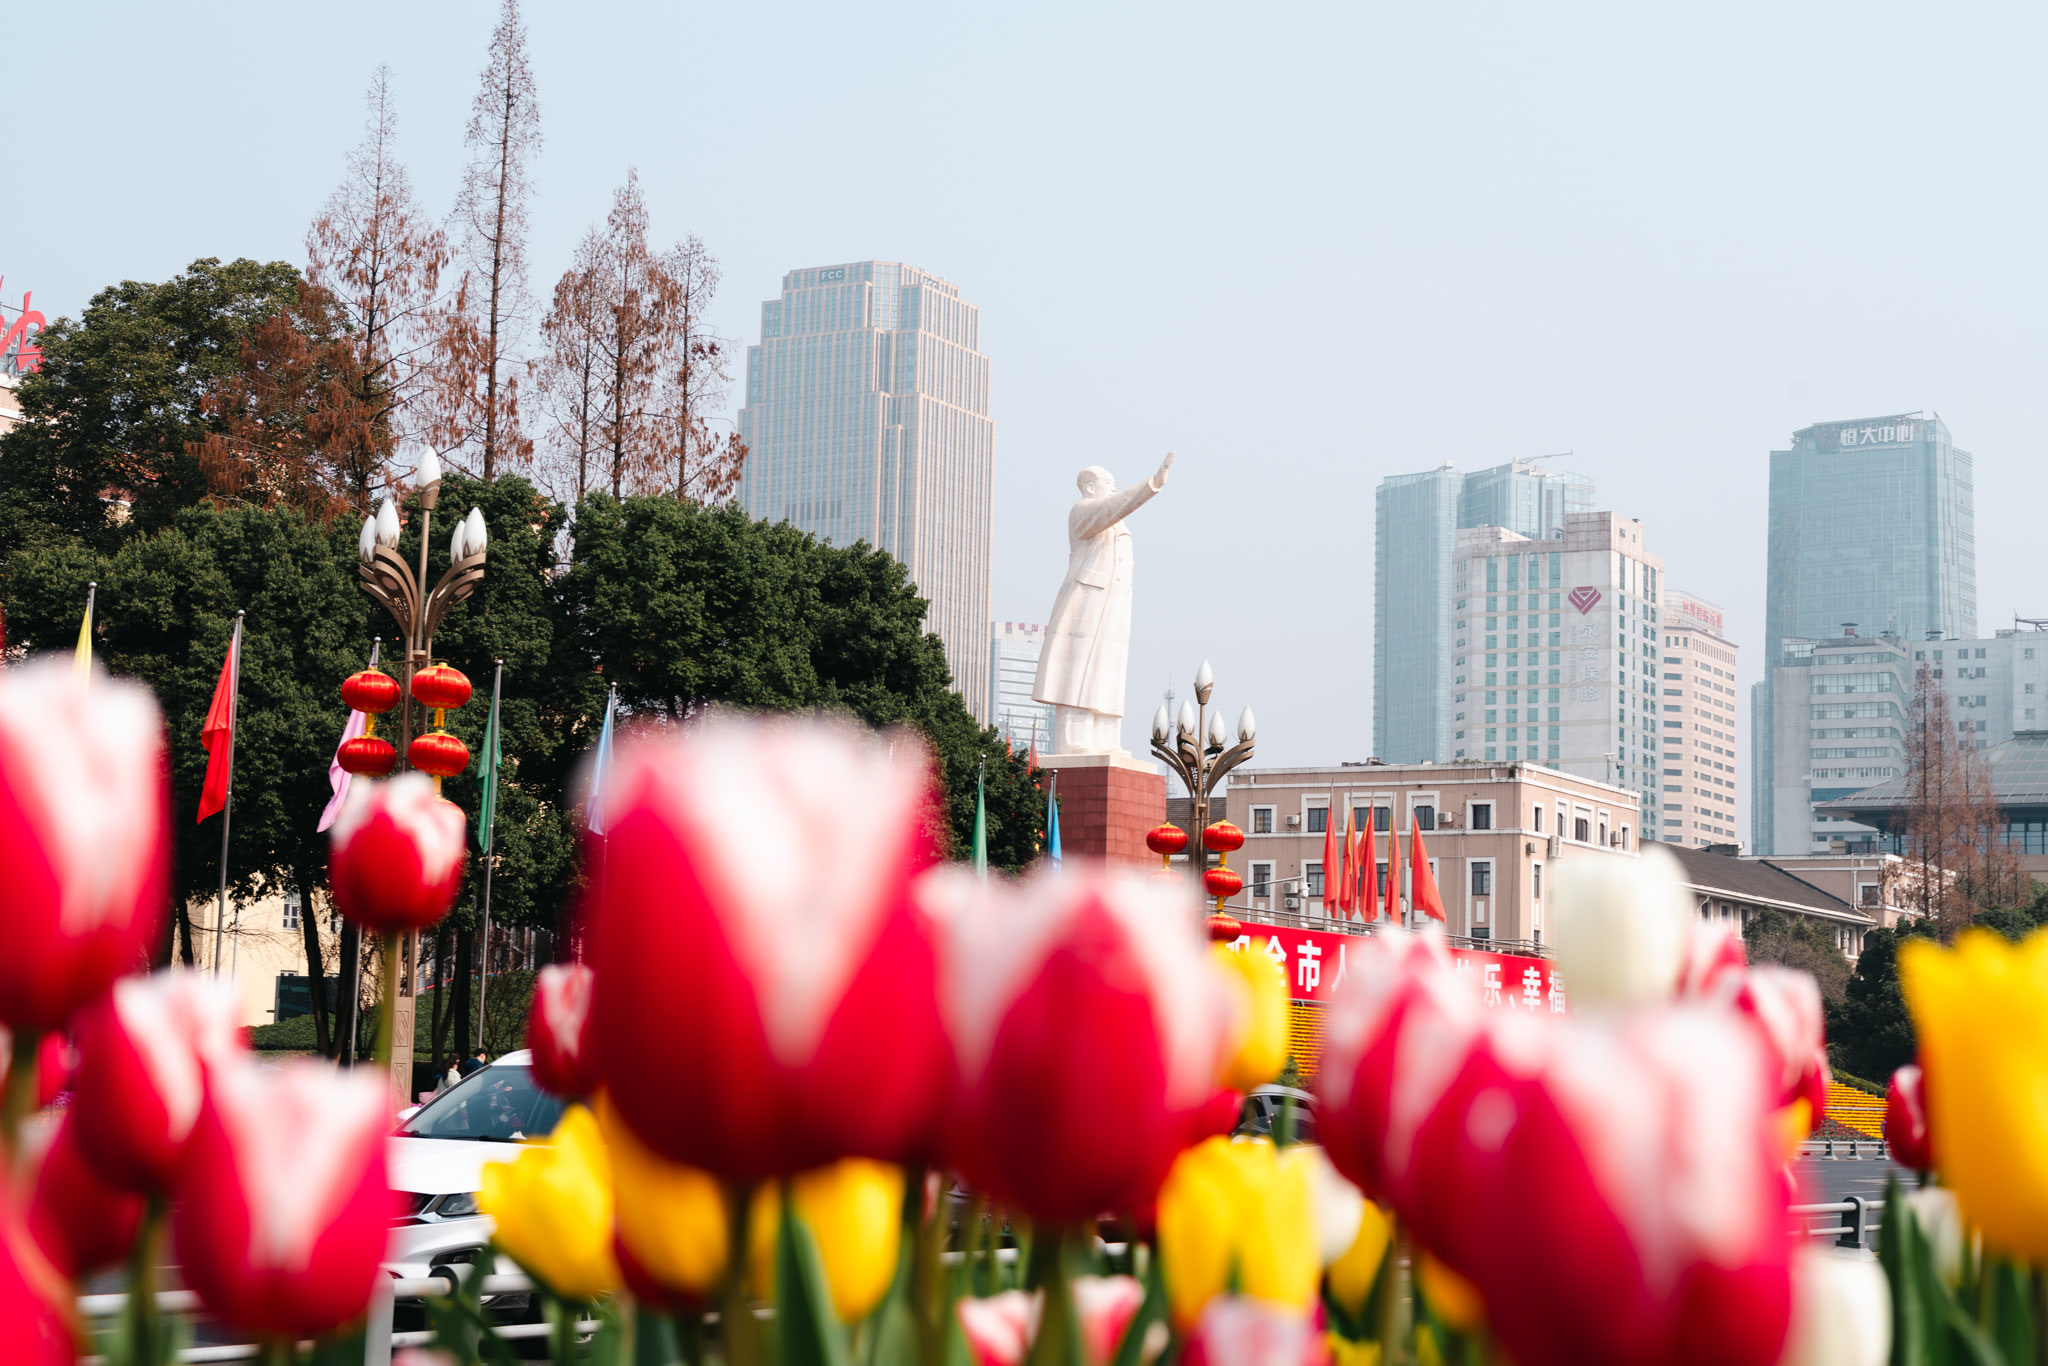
[385,1049,563,1290]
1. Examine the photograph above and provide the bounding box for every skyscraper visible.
[1751,413,1976,852]
[737,262,995,717]
[1374,460,1593,762]
[989,621,1053,754]
[1659,590,1741,847]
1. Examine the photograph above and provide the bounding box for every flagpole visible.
[476,658,502,1054]
[212,611,244,975]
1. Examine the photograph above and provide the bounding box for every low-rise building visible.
[1817,729,2048,885]
[1663,843,1875,960]
[1221,760,1642,949]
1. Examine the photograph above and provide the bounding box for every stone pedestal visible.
[1040,752,1167,867]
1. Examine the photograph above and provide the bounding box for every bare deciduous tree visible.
[535,227,606,504]
[1899,664,2026,934]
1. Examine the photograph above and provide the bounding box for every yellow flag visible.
[73,584,95,679]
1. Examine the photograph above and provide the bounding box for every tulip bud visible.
[1883,1063,1931,1172]
[957,1290,1043,1366]
[25,1113,145,1279]
[1303,1146,1366,1268]
[328,774,466,933]
[932,864,1240,1222]
[587,717,947,1178]
[597,1097,726,1305]
[1213,941,1288,1092]
[71,969,245,1190]
[0,1210,71,1364]
[528,963,597,1098]
[1417,1253,1485,1334]
[0,657,169,1029]
[1549,843,1691,1008]
[479,1105,621,1301]
[1156,1138,1319,1331]
[749,1158,906,1323]
[1181,1298,1325,1366]
[1323,1200,1393,1320]
[173,1061,392,1337]
[1777,1248,1889,1366]
[1900,1186,1968,1289]
[1073,1276,1146,1366]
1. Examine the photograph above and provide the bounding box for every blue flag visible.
[1046,772,1062,871]
[586,687,617,836]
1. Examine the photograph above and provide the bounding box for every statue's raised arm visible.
[1032,456,1176,755]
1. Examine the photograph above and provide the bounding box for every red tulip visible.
[0,1209,71,1365]
[957,1290,1042,1366]
[1,1031,75,1111]
[1320,931,1793,1366]
[1885,1063,1931,1171]
[0,657,168,1030]
[931,864,1240,1222]
[585,717,949,1178]
[26,1112,145,1278]
[328,773,467,933]
[528,963,597,1098]
[70,969,245,1190]
[173,1061,393,1338]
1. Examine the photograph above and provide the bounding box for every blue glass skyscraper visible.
[1374,460,1593,762]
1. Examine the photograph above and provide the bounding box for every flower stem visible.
[375,929,399,1068]
[910,1168,945,1366]
[721,1182,764,1366]
[1378,1224,1412,1366]
[0,1025,43,1168]
[122,1196,165,1366]
[1024,1225,1076,1366]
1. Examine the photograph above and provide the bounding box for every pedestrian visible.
[458,1046,487,1078]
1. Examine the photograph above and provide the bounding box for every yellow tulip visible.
[748,1158,905,1322]
[596,1095,728,1298]
[1326,1334,1383,1366]
[1901,929,2048,1261]
[1215,942,1290,1092]
[1416,1254,1483,1334]
[1155,1138,1320,1330]
[478,1104,622,1300]
[1324,1200,1394,1321]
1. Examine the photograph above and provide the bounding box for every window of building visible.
[1304,861,1324,898]
[1574,816,1591,842]
[1532,864,1542,899]
[1598,819,1609,846]
[1532,806,1544,833]
[1249,862,1274,899]
[282,894,302,932]
[1470,861,1493,896]
[1414,804,1435,831]
[1470,802,1493,831]
[1251,806,1274,835]
[1306,806,1327,833]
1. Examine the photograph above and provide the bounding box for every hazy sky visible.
[14,2,2048,843]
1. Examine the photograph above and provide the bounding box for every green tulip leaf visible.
[777,1194,853,1366]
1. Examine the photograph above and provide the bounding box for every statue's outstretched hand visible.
[1153,451,1175,488]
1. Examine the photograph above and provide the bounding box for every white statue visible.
[1033,453,1175,754]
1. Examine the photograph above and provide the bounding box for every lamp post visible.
[348,449,489,1108]
[1148,660,1257,935]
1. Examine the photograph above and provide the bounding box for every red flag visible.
[1359,815,1379,923]
[1319,806,1338,913]
[1410,821,1447,922]
[197,628,239,823]
[1387,806,1405,923]
[1339,806,1358,916]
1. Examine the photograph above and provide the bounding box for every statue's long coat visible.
[1032,474,1165,717]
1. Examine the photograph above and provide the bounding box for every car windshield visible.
[398,1064,563,1142]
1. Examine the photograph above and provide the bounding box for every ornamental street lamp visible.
[1148,659,1257,933]
[343,449,488,1104]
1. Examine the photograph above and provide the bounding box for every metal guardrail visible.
[1798,1138,1891,1161]
[78,1271,596,1366]
[1790,1197,1885,1250]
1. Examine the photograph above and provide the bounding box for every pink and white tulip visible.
[586,717,948,1177]
[172,1060,393,1337]
[957,1289,1042,1366]
[0,657,168,1030]
[1180,1297,1326,1366]
[328,774,467,933]
[527,962,598,1097]
[1074,1275,1147,1366]
[929,864,1241,1221]
[1319,930,1795,1366]
[70,969,244,1190]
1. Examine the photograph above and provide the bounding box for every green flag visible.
[972,757,988,881]
[477,664,503,853]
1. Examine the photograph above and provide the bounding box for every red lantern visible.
[339,670,400,716]
[408,731,470,779]
[1202,820,1245,854]
[411,664,473,712]
[1145,824,1188,856]
[1206,912,1243,943]
[335,735,397,778]
[1203,865,1242,901]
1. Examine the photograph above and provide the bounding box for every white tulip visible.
[1301,1145,1366,1267]
[357,515,377,564]
[374,498,400,549]
[1550,843,1691,1008]
[1903,1185,1968,1288]
[1777,1248,1889,1366]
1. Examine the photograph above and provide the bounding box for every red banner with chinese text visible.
[1224,922,1567,1016]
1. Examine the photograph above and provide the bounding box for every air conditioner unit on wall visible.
[1437,812,1459,828]
[1284,896,1301,910]
[1285,814,1301,828]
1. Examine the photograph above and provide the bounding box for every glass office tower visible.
[737,262,995,718]
[1374,460,1593,762]
[1751,413,1976,851]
